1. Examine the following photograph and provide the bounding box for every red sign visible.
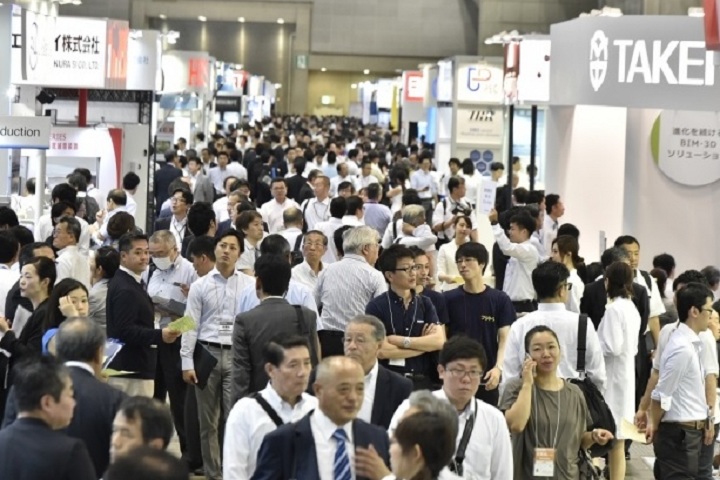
[705,0,720,51]
[403,71,424,103]
[188,58,209,88]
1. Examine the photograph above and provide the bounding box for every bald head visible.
[283,207,303,229]
[313,357,365,426]
[55,317,106,368]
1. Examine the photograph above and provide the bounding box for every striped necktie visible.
[332,428,351,480]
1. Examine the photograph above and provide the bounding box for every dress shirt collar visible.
[172,216,187,228]
[263,382,308,411]
[312,197,330,206]
[435,388,476,418]
[343,253,369,265]
[65,361,95,376]
[210,267,240,281]
[537,303,567,312]
[675,321,702,345]
[119,266,143,284]
[313,408,353,443]
[57,245,79,256]
[365,361,379,385]
[91,278,109,291]
[387,288,418,305]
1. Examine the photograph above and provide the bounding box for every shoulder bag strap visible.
[294,305,319,365]
[250,392,284,427]
[640,270,652,290]
[451,399,477,476]
[577,313,588,374]
[293,234,303,252]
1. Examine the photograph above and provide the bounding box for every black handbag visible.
[570,314,617,458]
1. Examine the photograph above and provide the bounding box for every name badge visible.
[218,322,233,344]
[533,448,555,477]
[389,358,406,367]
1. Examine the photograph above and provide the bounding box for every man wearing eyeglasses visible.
[365,244,445,391]
[502,260,606,393]
[443,242,516,406]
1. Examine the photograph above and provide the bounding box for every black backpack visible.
[290,234,304,267]
[569,314,617,458]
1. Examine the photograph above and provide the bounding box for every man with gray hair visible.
[54,215,91,289]
[315,226,387,357]
[145,230,198,466]
[3,318,126,478]
[279,207,304,252]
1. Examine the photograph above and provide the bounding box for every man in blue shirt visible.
[443,242,515,406]
[366,245,445,390]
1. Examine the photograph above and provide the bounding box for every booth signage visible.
[51,17,108,88]
[551,16,720,110]
[0,116,51,149]
[455,107,503,145]
[456,64,504,104]
[403,71,424,103]
[650,110,720,186]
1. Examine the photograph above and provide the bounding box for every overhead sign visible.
[436,60,453,102]
[456,63,504,104]
[0,116,51,149]
[51,17,108,88]
[650,110,720,186]
[161,51,212,94]
[551,16,720,110]
[403,71,424,103]
[126,31,161,91]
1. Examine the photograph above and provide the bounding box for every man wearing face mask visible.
[145,230,198,467]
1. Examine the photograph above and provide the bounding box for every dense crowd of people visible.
[0,114,717,480]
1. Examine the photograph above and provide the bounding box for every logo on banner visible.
[467,67,493,92]
[590,30,609,91]
[468,110,495,122]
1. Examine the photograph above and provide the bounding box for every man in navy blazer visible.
[308,315,412,429]
[252,357,390,480]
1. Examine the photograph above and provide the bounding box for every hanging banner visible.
[0,116,51,149]
[126,31,161,91]
[456,63,504,104]
[651,110,720,186]
[402,71,424,103]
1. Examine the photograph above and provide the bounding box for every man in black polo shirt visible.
[443,242,515,406]
[366,245,445,390]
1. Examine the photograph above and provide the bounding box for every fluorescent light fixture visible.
[198,15,207,22]
[159,14,167,19]
[274,83,282,89]
[350,83,357,89]
[363,69,370,75]
[71,0,81,4]
[238,17,245,23]
[688,7,705,17]
[277,18,285,24]
[321,67,327,72]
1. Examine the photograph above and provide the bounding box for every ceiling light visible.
[350,83,357,89]
[159,14,167,19]
[363,69,370,75]
[277,18,285,24]
[321,67,327,72]
[198,15,207,22]
[688,7,705,17]
[274,83,282,89]
[238,17,245,23]
[71,0,82,4]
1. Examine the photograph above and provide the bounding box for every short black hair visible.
[613,235,640,248]
[0,231,19,264]
[447,176,465,195]
[455,242,489,273]
[164,149,177,163]
[652,253,676,276]
[673,269,708,292]
[118,232,149,254]
[701,266,720,289]
[334,225,353,257]
[448,158,461,169]
[235,210,263,232]
[263,335,311,367]
[10,225,34,248]
[188,235,216,262]
[106,446,189,480]
[255,254,291,296]
[401,189,421,207]
[214,229,244,253]
[73,168,92,184]
[259,234,291,256]
[51,183,77,205]
[509,212,535,236]
[438,335,488,370]
[378,244,415,278]
[605,261,634,299]
[171,188,193,206]
[532,260,570,300]
[600,247,629,270]
[524,325,560,353]
[0,206,19,228]
[19,242,52,268]
[25,177,36,195]
[14,355,69,413]
[366,183,381,200]
[490,161,504,172]
[544,194,560,215]
[123,172,141,190]
[187,202,215,237]
[118,396,174,448]
[557,223,580,240]
[95,246,120,279]
[67,173,88,192]
[329,197,347,219]
[676,282,713,323]
[108,212,136,240]
[52,201,75,219]
[337,180,354,193]
[46,278,89,330]
[346,195,363,216]
[57,216,81,242]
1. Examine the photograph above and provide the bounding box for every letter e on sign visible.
[403,71,424,102]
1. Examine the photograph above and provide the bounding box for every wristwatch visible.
[403,336,411,348]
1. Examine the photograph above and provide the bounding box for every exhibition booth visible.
[547,15,720,269]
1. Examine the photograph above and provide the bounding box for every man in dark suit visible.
[106,232,181,396]
[154,150,183,215]
[308,315,412,430]
[3,318,127,477]
[252,356,390,480]
[232,254,319,403]
[0,355,96,480]
[286,157,308,201]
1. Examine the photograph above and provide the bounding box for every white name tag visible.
[218,322,233,344]
[389,358,406,367]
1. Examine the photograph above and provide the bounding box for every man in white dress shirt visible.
[235,211,265,275]
[208,151,247,194]
[291,230,327,291]
[34,183,91,256]
[388,337,513,480]
[122,172,140,218]
[300,175,331,231]
[410,155,438,225]
[358,161,380,189]
[542,193,564,250]
[647,282,714,479]
[503,260,606,392]
[489,208,540,313]
[341,195,365,227]
[432,177,474,243]
[180,230,255,480]
[330,163,359,197]
[259,178,299,234]
[315,197,346,265]
[279,208,303,252]
[223,335,318,480]
[53,216,91,290]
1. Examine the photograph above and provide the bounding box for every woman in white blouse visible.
[436,215,472,291]
[387,168,410,215]
[597,261,641,480]
[460,159,482,207]
[550,235,585,313]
